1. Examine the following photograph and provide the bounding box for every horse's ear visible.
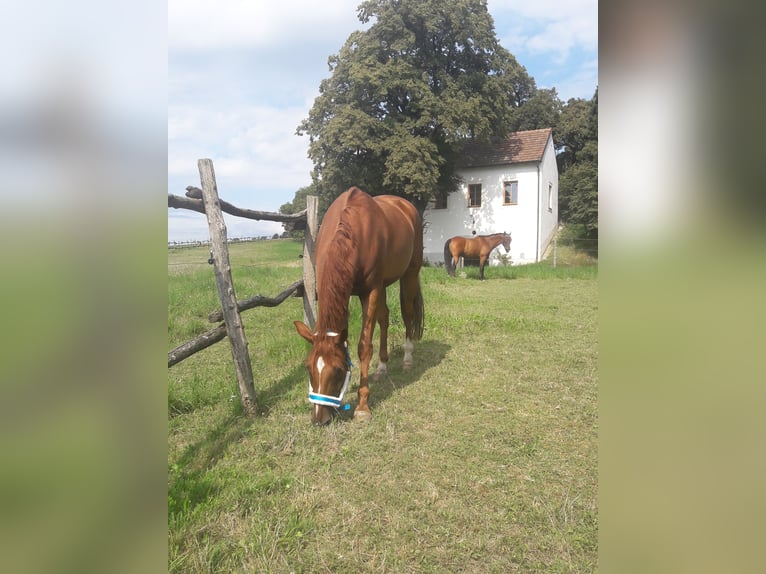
[294,321,314,343]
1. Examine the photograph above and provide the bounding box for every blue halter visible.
[307,336,353,410]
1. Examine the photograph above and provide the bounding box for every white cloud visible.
[169,0,362,51]
[168,103,313,198]
[489,0,597,61]
[490,0,596,21]
[553,59,598,101]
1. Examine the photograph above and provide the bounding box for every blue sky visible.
[168,0,597,242]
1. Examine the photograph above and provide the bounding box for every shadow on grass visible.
[168,366,296,519]
[168,411,254,522]
[374,339,451,402]
[258,363,306,416]
[325,339,451,422]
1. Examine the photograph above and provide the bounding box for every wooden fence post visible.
[302,196,318,329]
[197,159,257,416]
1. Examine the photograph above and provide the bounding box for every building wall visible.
[537,135,559,261]
[423,135,559,266]
[424,163,540,266]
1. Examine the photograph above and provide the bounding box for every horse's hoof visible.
[354,409,372,422]
[403,362,413,370]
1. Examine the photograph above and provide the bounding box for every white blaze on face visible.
[317,357,324,393]
[313,356,326,397]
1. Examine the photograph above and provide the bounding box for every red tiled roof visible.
[459,127,552,168]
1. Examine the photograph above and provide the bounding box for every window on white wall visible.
[503,181,518,205]
[547,182,553,212]
[468,184,481,208]
[433,192,447,209]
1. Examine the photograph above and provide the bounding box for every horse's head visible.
[502,232,512,252]
[294,321,351,426]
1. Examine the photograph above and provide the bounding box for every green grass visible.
[168,239,597,572]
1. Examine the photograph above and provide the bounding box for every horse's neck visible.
[489,234,504,247]
[316,307,349,334]
[316,220,357,332]
[316,276,352,334]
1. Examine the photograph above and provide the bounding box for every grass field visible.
[168,238,597,573]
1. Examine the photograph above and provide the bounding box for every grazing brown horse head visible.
[295,187,424,425]
[444,232,511,280]
[294,323,351,426]
[500,231,511,253]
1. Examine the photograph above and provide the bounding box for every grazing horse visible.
[294,187,424,426]
[444,232,511,280]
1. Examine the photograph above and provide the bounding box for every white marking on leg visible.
[374,361,388,377]
[403,338,414,367]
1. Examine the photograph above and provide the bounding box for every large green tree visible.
[557,88,598,238]
[296,0,534,213]
[510,87,563,133]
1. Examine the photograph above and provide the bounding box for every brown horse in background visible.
[294,187,424,426]
[444,232,511,280]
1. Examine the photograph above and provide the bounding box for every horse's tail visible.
[444,238,454,276]
[400,274,425,342]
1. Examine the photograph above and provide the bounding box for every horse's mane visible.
[316,204,358,332]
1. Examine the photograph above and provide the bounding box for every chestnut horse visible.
[444,232,511,280]
[294,187,424,426]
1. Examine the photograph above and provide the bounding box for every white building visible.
[423,128,558,266]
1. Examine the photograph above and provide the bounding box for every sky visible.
[168,0,598,242]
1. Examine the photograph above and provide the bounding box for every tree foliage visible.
[510,87,563,133]
[557,88,598,238]
[296,0,534,213]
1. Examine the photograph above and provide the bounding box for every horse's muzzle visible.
[312,404,333,426]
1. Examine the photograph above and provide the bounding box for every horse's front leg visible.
[355,289,380,421]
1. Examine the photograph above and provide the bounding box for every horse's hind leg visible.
[373,290,389,380]
[479,255,487,280]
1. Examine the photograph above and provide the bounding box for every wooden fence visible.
[167,159,318,415]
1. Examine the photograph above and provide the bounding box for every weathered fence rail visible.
[167,279,305,368]
[168,324,228,368]
[169,186,308,230]
[167,159,318,415]
[206,278,304,324]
